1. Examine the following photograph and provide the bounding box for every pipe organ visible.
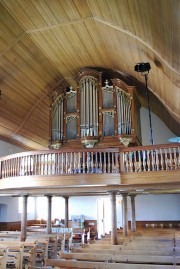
[49,69,141,149]
[80,76,99,138]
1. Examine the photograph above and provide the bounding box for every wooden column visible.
[20,195,28,242]
[109,191,118,245]
[64,196,69,228]
[46,195,52,234]
[130,195,136,232]
[122,193,128,236]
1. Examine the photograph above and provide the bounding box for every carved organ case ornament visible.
[49,69,141,149]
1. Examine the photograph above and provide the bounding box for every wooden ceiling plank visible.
[0,112,22,129]
[71,22,105,66]
[59,0,84,21]
[172,0,180,70]
[5,48,50,91]
[0,21,18,50]
[16,0,55,30]
[95,0,114,23]
[86,0,104,19]
[127,0,151,44]
[52,27,84,73]
[12,41,58,89]
[12,99,48,135]
[106,0,126,29]
[73,0,93,18]
[0,65,40,107]
[30,31,75,79]
[40,29,78,76]
[59,23,94,68]
[44,0,70,23]
[21,35,63,83]
[94,21,125,69]
[31,0,59,26]
[148,0,172,62]
[114,0,136,34]
[84,19,110,68]
[0,55,44,98]
[0,1,24,37]
[0,0,36,31]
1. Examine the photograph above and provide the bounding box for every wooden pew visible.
[0,249,7,269]
[59,251,180,265]
[6,246,21,269]
[28,267,49,269]
[29,239,48,266]
[72,247,179,256]
[45,259,180,269]
[23,244,37,269]
[0,241,36,269]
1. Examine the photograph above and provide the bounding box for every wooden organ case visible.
[49,69,141,149]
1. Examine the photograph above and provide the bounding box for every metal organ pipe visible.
[86,79,89,136]
[81,83,84,137]
[88,79,93,136]
[58,101,60,140]
[116,89,132,135]
[80,76,98,138]
[93,83,96,136]
[60,99,63,139]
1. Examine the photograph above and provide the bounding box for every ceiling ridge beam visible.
[26,16,94,34]
[93,16,180,76]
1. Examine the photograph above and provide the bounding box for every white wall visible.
[140,107,176,145]
[0,196,36,222]
[0,140,25,157]
[36,196,99,221]
[128,194,180,221]
[69,196,98,220]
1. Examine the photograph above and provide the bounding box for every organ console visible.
[49,68,141,149]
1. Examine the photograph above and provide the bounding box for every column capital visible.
[44,194,53,198]
[121,192,128,197]
[129,194,137,198]
[62,195,69,199]
[108,190,118,195]
[21,194,29,198]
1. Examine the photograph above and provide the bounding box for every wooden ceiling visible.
[0,0,179,150]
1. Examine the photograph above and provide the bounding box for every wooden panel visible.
[0,174,121,190]
[121,170,180,185]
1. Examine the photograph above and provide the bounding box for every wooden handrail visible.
[121,143,180,173]
[0,143,179,179]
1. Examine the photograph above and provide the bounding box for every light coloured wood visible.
[0,0,179,152]
[45,259,180,269]
[59,252,178,264]
[72,247,177,256]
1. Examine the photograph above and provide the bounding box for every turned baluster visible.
[164,148,168,170]
[156,150,159,171]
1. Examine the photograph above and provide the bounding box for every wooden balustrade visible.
[0,144,179,179]
[0,148,120,179]
[121,144,180,173]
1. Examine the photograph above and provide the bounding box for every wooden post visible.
[130,194,136,232]
[64,196,69,228]
[122,193,128,236]
[109,191,118,245]
[46,195,52,234]
[20,195,28,242]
